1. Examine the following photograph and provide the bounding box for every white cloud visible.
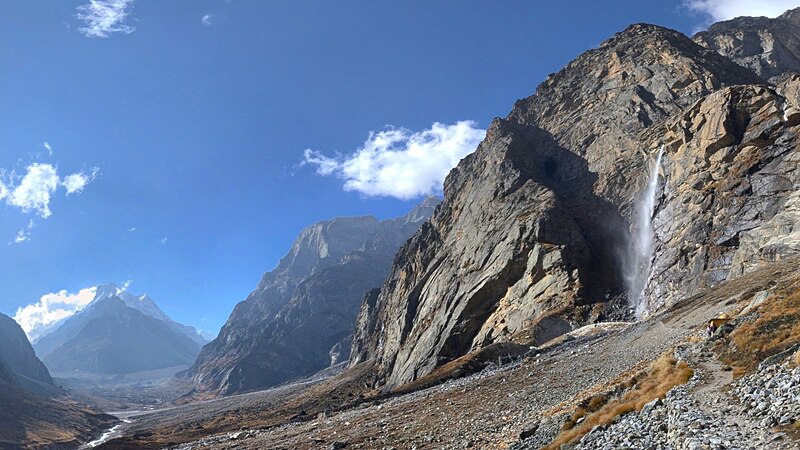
[2,164,97,219]
[62,167,99,195]
[160,237,168,244]
[13,229,29,244]
[77,0,136,38]
[303,150,340,176]
[7,164,60,218]
[10,220,34,245]
[303,121,485,200]
[202,14,213,26]
[684,0,798,23]
[43,142,53,156]
[128,226,136,232]
[116,280,132,294]
[14,287,97,341]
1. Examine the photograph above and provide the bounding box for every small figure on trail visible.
[707,320,718,338]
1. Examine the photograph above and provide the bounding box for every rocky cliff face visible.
[642,79,800,312]
[183,198,437,395]
[693,7,800,82]
[350,20,800,391]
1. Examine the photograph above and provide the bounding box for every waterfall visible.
[628,146,664,319]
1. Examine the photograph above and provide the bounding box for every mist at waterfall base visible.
[625,147,664,319]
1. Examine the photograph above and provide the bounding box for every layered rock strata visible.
[350,19,800,390]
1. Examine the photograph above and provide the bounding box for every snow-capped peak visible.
[85,283,168,322]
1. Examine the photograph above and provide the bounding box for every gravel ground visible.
[96,261,800,450]
[162,299,725,448]
[576,344,799,450]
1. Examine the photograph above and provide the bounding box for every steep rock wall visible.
[349,23,780,391]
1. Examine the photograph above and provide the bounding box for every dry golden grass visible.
[719,279,800,376]
[538,361,650,420]
[543,351,693,450]
[731,365,748,379]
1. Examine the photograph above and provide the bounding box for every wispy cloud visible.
[160,237,168,244]
[62,168,99,195]
[13,229,30,244]
[43,142,53,156]
[684,0,798,26]
[128,226,136,232]
[117,279,132,294]
[303,121,485,200]
[0,180,8,202]
[77,0,136,38]
[10,220,35,245]
[202,14,213,26]
[14,286,98,341]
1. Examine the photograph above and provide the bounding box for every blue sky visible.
[1,0,795,339]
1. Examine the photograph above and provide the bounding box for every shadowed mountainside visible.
[0,313,115,449]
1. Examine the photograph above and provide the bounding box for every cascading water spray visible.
[627,146,664,319]
[782,100,790,123]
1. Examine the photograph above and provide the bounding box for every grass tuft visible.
[543,351,693,450]
[718,279,800,376]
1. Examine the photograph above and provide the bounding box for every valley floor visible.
[96,260,800,450]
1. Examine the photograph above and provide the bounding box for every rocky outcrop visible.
[693,7,800,81]
[349,23,770,391]
[182,198,437,395]
[509,23,763,206]
[349,120,622,388]
[643,80,800,312]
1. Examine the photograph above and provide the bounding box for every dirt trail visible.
[676,347,799,450]
[691,353,733,398]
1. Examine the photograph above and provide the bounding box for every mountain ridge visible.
[693,7,800,81]
[181,197,439,395]
[87,10,800,450]
[348,19,796,390]
[0,312,55,393]
[33,285,205,378]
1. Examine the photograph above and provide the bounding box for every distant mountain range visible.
[180,197,439,395]
[33,283,207,378]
